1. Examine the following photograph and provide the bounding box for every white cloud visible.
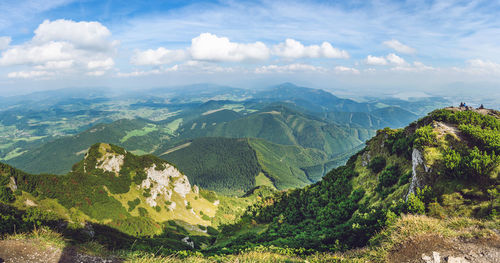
[0,41,73,66]
[463,59,500,74]
[117,65,179,77]
[273,39,349,59]
[364,54,406,66]
[334,66,360,74]
[33,19,117,51]
[383,39,416,54]
[0,19,117,78]
[190,33,269,62]
[255,63,326,73]
[7,70,54,79]
[35,60,74,70]
[391,61,434,72]
[0,37,11,50]
[131,47,187,65]
[86,70,106,76]
[365,55,387,65]
[386,53,407,66]
[87,58,114,70]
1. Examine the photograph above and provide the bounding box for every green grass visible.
[254,172,275,189]
[163,118,183,135]
[1,148,27,160]
[120,124,158,143]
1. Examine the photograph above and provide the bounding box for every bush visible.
[378,165,400,188]
[127,198,141,212]
[206,226,219,235]
[414,125,438,148]
[369,156,386,173]
[138,207,148,217]
[405,193,425,214]
[0,187,14,203]
[444,149,462,177]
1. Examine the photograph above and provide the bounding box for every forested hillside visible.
[211,107,500,260]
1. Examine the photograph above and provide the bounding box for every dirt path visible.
[0,239,121,263]
[388,234,500,263]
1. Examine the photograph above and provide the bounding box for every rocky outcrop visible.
[407,148,431,199]
[8,176,17,191]
[96,153,124,175]
[361,151,371,167]
[173,176,191,198]
[140,164,191,207]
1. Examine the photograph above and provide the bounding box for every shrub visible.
[414,125,438,148]
[138,207,148,217]
[0,187,14,203]
[405,193,425,214]
[369,156,386,173]
[443,149,462,177]
[206,226,219,235]
[378,165,399,188]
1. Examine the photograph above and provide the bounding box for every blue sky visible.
[0,0,499,96]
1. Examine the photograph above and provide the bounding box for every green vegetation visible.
[160,137,261,195]
[208,108,499,255]
[368,156,386,173]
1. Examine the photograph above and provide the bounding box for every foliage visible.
[377,165,400,189]
[414,125,438,148]
[0,186,14,203]
[459,124,500,154]
[368,156,386,173]
[161,138,261,194]
[383,128,413,159]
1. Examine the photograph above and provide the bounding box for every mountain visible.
[210,107,500,260]
[0,143,272,249]
[157,137,331,195]
[253,82,374,112]
[0,107,498,262]
[6,119,168,174]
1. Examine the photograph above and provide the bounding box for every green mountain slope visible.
[0,143,274,250]
[157,137,331,194]
[6,119,169,174]
[158,137,262,196]
[213,107,500,257]
[178,105,375,157]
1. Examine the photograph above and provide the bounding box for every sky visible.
[0,0,499,97]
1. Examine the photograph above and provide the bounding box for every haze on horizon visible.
[0,0,499,100]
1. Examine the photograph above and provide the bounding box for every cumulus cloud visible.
[334,66,360,74]
[190,33,269,62]
[365,53,407,66]
[386,53,406,65]
[131,47,187,65]
[117,65,178,77]
[391,61,434,72]
[0,36,11,50]
[383,39,416,54]
[35,60,74,70]
[7,70,54,79]
[0,19,117,78]
[365,55,387,65]
[273,39,349,59]
[33,19,117,51]
[255,63,326,73]
[462,59,500,74]
[87,58,115,70]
